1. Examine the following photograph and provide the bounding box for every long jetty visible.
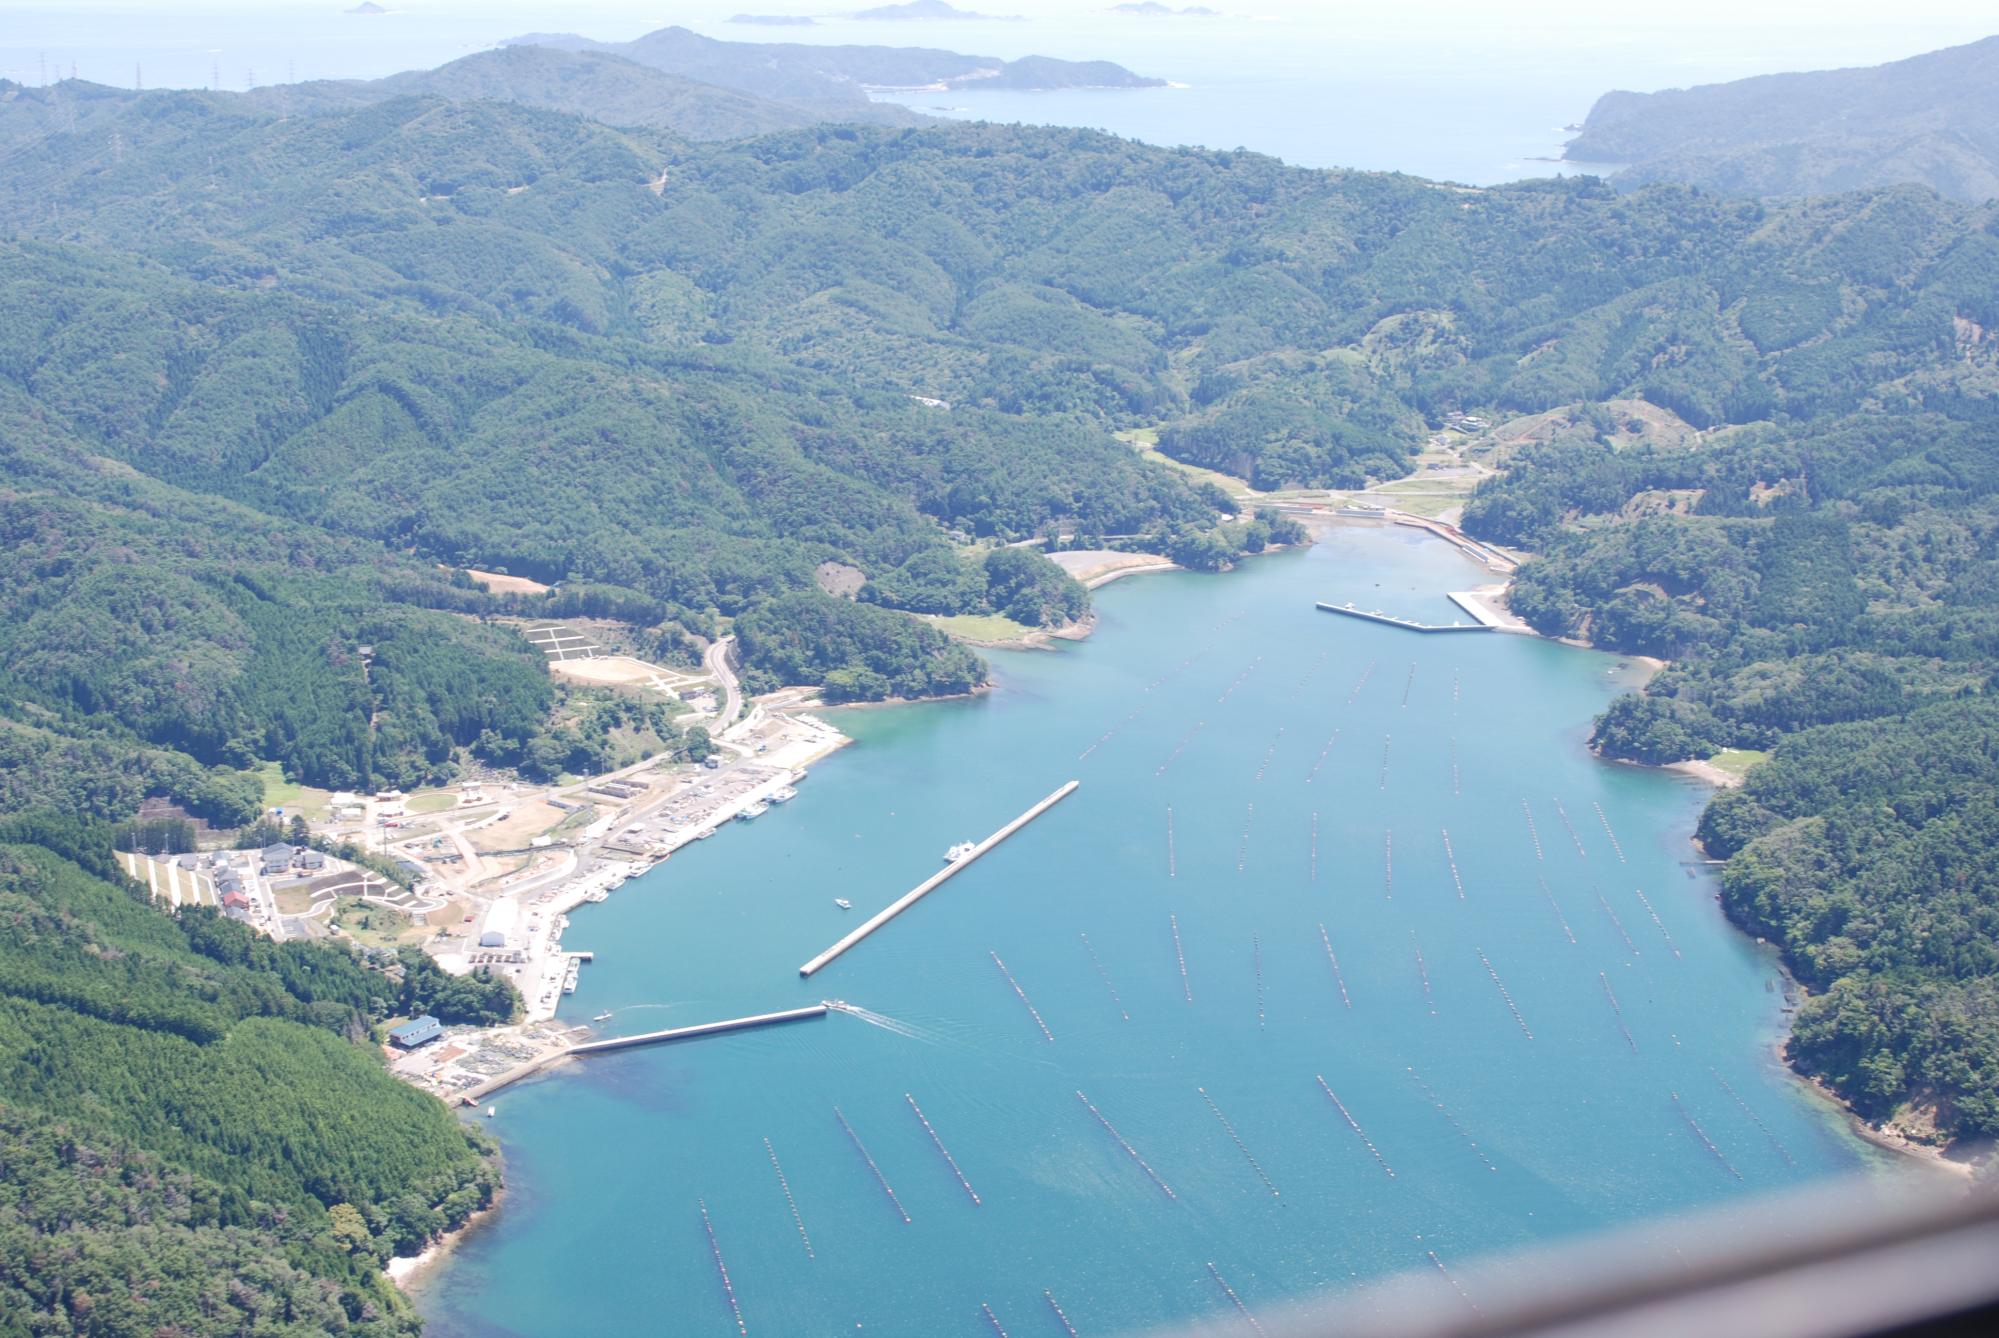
[567,1005,828,1056]
[1316,602,1493,634]
[459,1004,827,1102]
[799,781,1080,976]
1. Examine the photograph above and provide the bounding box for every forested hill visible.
[503,23,1164,105]
[1566,34,1999,201]
[0,64,1996,1324]
[269,46,858,140]
[0,824,500,1333]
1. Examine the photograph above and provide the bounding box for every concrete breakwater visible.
[798,781,1081,977]
[458,1005,829,1103]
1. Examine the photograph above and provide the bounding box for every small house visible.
[298,850,327,871]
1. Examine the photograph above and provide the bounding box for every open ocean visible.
[415,528,1871,1335]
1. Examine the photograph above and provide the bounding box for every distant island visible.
[345,1,386,13]
[854,0,1021,17]
[1110,2,1220,13]
[1565,33,1999,201]
[503,25,1165,103]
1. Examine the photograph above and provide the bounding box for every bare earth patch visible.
[458,568,552,595]
[467,801,567,852]
[1046,550,1176,587]
[549,655,694,693]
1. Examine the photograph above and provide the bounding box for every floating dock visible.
[799,781,1080,977]
[1316,602,1493,634]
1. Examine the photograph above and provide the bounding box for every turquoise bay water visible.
[421,528,1863,1336]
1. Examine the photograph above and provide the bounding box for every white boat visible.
[834,898,852,910]
[943,841,977,863]
[736,802,770,822]
[769,786,798,804]
[485,1106,496,1118]
[592,1010,613,1023]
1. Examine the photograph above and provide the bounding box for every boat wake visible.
[826,1001,934,1042]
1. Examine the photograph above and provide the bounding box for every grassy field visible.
[919,612,1037,643]
[274,885,321,916]
[1114,427,1260,498]
[255,762,332,821]
[331,896,419,950]
[1707,748,1771,779]
[549,804,599,841]
[405,790,458,814]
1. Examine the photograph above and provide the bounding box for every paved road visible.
[705,635,743,733]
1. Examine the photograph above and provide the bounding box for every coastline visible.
[1669,745,1972,1176]
[388,1187,505,1292]
[1794,1048,1978,1181]
[1666,757,1746,788]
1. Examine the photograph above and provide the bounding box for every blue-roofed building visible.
[387,1015,441,1049]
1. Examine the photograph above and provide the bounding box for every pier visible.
[460,1005,828,1102]
[1316,602,1494,634]
[566,1005,828,1056]
[799,781,1080,976]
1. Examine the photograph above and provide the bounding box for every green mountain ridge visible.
[269,46,843,140]
[501,23,1164,100]
[3,51,1999,1329]
[1567,34,1999,201]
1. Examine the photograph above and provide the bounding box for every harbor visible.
[418,527,1865,1338]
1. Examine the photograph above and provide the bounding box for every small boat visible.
[736,802,770,822]
[485,1106,496,1118]
[593,1010,614,1022]
[943,841,976,863]
[768,786,798,804]
[834,898,852,910]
